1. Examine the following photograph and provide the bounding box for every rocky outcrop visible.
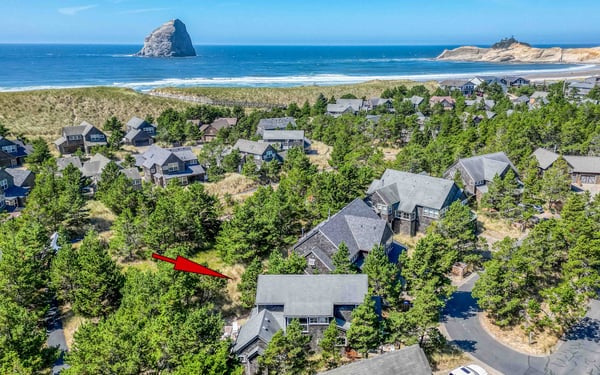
[437,42,600,64]
[136,19,196,57]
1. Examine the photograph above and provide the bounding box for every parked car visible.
[449,364,489,375]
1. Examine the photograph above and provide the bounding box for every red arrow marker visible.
[152,253,230,279]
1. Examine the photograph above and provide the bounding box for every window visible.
[2,145,16,154]
[167,162,179,172]
[179,176,188,185]
[5,198,17,206]
[288,318,309,333]
[68,135,82,141]
[423,207,439,218]
[309,317,329,325]
[143,127,155,133]
[90,134,105,142]
[0,179,7,190]
[187,159,198,165]
[336,335,347,347]
[132,179,141,186]
[308,258,316,266]
[238,355,247,363]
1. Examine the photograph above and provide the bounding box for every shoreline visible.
[0,64,598,93]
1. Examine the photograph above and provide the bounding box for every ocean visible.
[0,44,595,92]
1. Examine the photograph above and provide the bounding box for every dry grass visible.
[0,87,191,141]
[204,173,258,198]
[430,349,471,374]
[85,200,116,240]
[156,79,438,106]
[381,147,402,162]
[307,140,333,171]
[476,212,526,247]
[393,232,425,254]
[59,305,87,350]
[118,259,159,272]
[480,313,559,355]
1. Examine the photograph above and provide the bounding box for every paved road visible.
[46,299,69,374]
[443,275,600,375]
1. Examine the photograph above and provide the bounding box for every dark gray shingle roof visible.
[262,130,305,141]
[532,148,559,170]
[141,145,175,169]
[233,309,284,353]
[5,168,33,187]
[453,152,517,182]
[56,156,82,171]
[367,169,462,212]
[255,274,368,317]
[233,139,272,155]
[318,345,432,375]
[126,116,149,129]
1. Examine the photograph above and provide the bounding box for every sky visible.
[0,0,598,45]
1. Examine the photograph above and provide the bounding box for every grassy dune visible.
[155,79,438,106]
[0,87,192,141]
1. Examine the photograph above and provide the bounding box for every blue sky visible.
[1,0,599,45]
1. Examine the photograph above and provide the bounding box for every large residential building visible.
[256,117,296,136]
[293,198,395,274]
[138,145,205,187]
[234,274,373,375]
[0,167,34,210]
[233,139,280,168]
[366,170,466,235]
[199,117,237,142]
[54,122,107,154]
[0,137,30,167]
[261,130,310,151]
[532,148,600,185]
[124,117,157,147]
[444,152,519,201]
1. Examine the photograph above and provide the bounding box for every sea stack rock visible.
[136,19,196,57]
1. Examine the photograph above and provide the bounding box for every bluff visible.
[136,19,196,57]
[437,40,600,64]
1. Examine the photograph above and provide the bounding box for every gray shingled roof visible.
[212,117,237,129]
[5,168,33,187]
[233,309,284,353]
[233,139,272,155]
[124,129,151,142]
[453,152,517,183]
[318,345,432,375]
[367,169,462,212]
[168,147,197,162]
[440,78,471,87]
[564,155,600,174]
[262,130,305,141]
[257,117,296,134]
[81,153,112,178]
[121,167,141,181]
[336,99,364,111]
[327,103,355,114]
[141,145,174,169]
[294,198,392,261]
[255,274,368,317]
[532,148,559,170]
[56,156,83,171]
[126,116,149,130]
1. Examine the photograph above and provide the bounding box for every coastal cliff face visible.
[437,43,600,64]
[136,19,196,58]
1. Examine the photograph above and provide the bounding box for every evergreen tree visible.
[332,242,356,274]
[347,295,380,357]
[319,320,341,369]
[540,156,571,207]
[25,137,52,166]
[362,245,400,304]
[238,258,263,308]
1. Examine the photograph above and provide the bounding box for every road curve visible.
[443,274,600,375]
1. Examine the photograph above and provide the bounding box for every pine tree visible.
[362,245,400,304]
[540,156,571,207]
[347,295,380,357]
[238,258,263,308]
[320,320,341,369]
[332,242,356,274]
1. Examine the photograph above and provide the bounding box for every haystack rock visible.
[136,19,196,57]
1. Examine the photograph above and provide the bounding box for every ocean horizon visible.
[0,44,596,92]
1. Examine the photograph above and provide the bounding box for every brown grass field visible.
[155,79,438,106]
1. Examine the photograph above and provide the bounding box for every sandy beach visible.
[523,64,600,82]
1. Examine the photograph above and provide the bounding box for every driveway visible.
[443,274,600,375]
[47,299,69,374]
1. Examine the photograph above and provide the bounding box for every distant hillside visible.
[437,41,600,63]
[0,87,192,141]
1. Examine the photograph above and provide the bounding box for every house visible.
[234,274,372,374]
[532,148,600,185]
[262,130,310,151]
[404,95,424,110]
[501,76,530,87]
[365,97,393,111]
[0,137,30,167]
[439,79,477,96]
[126,116,156,136]
[465,97,495,110]
[121,167,142,189]
[529,91,550,107]
[233,139,280,167]
[429,96,456,110]
[568,81,595,97]
[0,167,34,210]
[366,170,466,235]
[56,156,83,171]
[510,94,530,105]
[293,198,395,274]
[139,145,205,187]
[199,117,237,142]
[81,153,112,184]
[256,117,296,136]
[444,152,519,201]
[318,345,432,375]
[54,121,107,154]
[327,99,365,117]
[124,129,154,147]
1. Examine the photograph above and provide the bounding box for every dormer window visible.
[0,179,8,190]
[90,134,105,142]
[2,145,17,154]
[167,162,179,172]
